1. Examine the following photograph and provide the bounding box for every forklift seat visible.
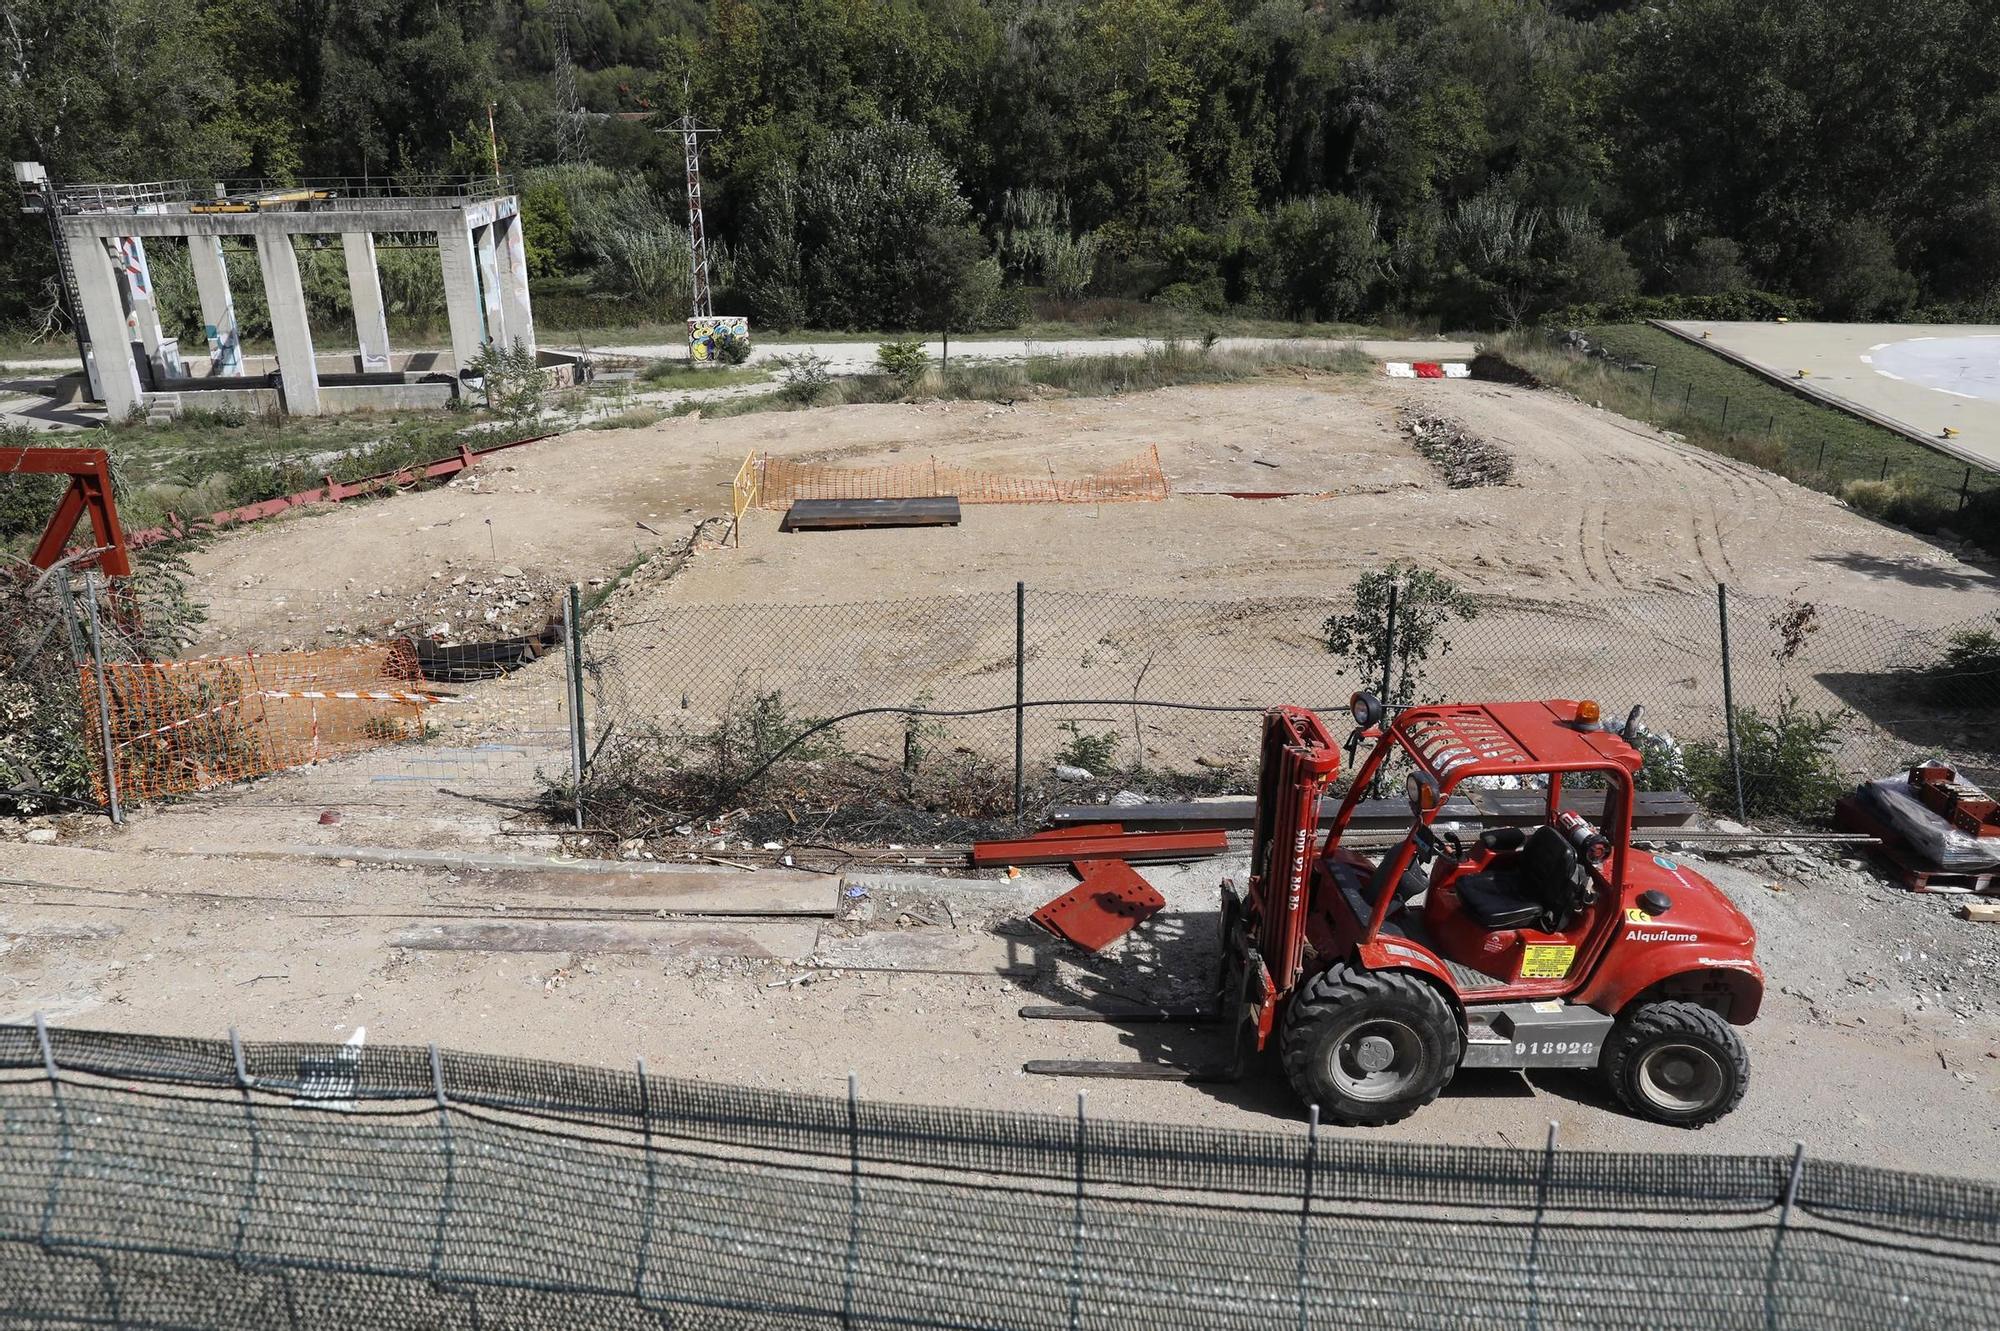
[1453,825,1590,932]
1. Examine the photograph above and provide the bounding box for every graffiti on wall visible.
[688,316,750,363]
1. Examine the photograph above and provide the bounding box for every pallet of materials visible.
[780,497,961,531]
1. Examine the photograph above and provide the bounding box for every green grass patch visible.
[585,406,673,431]
[1498,324,2000,555]
[671,340,1374,421]
[636,359,768,389]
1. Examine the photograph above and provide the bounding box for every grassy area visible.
[677,339,1375,421]
[1500,324,2000,553]
[585,406,673,431]
[635,359,768,389]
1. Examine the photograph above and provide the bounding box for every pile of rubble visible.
[1400,409,1516,488]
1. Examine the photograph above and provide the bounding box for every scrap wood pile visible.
[1399,409,1515,488]
[1837,761,2000,897]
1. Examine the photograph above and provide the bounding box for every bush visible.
[1322,562,1479,706]
[1538,290,1811,327]
[773,352,833,404]
[875,337,929,389]
[1682,696,1846,823]
[1930,625,2000,706]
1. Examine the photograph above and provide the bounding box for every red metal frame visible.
[4,447,132,578]
[124,431,560,549]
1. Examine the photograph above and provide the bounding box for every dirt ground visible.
[11,366,2000,1180]
[3,837,1995,1175]
[176,375,1999,653]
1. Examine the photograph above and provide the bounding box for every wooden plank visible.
[1960,901,2000,922]
[1045,790,1695,832]
[483,868,838,916]
[811,929,1046,977]
[781,497,962,531]
[391,920,821,957]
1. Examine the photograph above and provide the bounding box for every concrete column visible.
[254,231,322,416]
[495,214,536,358]
[438,223,487,377]
[342,232,391,371]
[69,233,145,420]
[188,237,243,376]
[114,236,164,358]
[473,222,505,351]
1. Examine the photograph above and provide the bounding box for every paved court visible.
[1659,320,2000,471]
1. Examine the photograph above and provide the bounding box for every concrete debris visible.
[1400,409,1515,488]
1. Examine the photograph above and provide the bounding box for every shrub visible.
[1682,695,1846,823]
[1322,562,1479,706]
[1930,625,2000,706]
[875,337,929,389]
[711,330,752,365]
[1054,720,1120,773]
[773,352,833,404]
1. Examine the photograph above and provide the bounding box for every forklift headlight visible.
[1350,691,1384,729]
[1406,773,1439,813]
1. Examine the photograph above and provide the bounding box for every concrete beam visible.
[342,233,391,371]
[59,196,517,240]
[187,237,243,375]
[69,236,145,419]
[473,222,505,351]
[438,223,486,377]
[494,214,536,358]
[254,231,321,415]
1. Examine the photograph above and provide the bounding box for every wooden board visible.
[781,497,961,531]
[1047,790,1695,832]
[392,920,820,958]
[482,868,839,916]
[811,928,1046,977]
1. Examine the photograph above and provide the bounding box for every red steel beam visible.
[6,446,132,577]
[971,828,1227,867]
[125,430,562,549]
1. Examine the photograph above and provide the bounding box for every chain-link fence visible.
[1,1021,1995,1329]
[578,581,2000,833]
[14,571,1997,833]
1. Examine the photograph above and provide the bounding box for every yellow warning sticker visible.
[1520,945,1577,980]
[1625,907,1654,924]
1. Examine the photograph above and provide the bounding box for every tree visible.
[1810,218,1918,320]
[1321,562,1479,708]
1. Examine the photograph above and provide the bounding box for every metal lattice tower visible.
[551,0,589,165]
[672,108,717,322]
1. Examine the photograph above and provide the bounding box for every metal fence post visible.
[1069,1091,1086,1331]
[843,1072,861,1330]
[1961,467,1974,513]
[229,1028,262,1270]
[81,571,121,825]
[1720,395,1731,432]
[633,1058,658,1308]
[1525,1120,1558,1331]
[34,1012,70,1250]
[428,1045,456,1289]
[1379,577,1399,706]
[1648,366,1659,404]
[1815,439,1827,472]
[1763,1142,1806,1331]
[1295,1104,1319,1331]
[1717,584,1748,822]
[1014,581,1026,825]
[563,584,586,831]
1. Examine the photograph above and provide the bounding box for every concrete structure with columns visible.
[36,176,566,421]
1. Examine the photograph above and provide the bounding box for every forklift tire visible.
[1280,964,1461,1127]
[1603,1001,1749,1128]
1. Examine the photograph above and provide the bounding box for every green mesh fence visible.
[0,1024,1995,1328]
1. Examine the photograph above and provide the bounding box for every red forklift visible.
[1028,696,1762,1128]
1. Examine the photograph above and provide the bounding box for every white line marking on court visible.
[1945,390,1977,399]
[1876,370,1905,380]
[1859,355,1873,364]
[1870,343,1889,351]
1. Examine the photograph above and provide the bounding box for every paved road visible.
[0,335,1479,432]
[572,334,1479,373]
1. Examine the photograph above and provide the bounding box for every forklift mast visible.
[1243,707,1342,1002]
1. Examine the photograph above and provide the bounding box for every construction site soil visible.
[8,370,1999,1175]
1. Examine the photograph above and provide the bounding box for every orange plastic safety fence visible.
[78,642,442,802]
[752,445,1169,509]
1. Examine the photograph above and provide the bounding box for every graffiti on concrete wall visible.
[688,316,750,363]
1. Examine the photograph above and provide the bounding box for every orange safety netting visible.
[750,445,1170,509]
[79,642,443,801]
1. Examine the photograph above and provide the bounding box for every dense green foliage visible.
[6,0,2000,335]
